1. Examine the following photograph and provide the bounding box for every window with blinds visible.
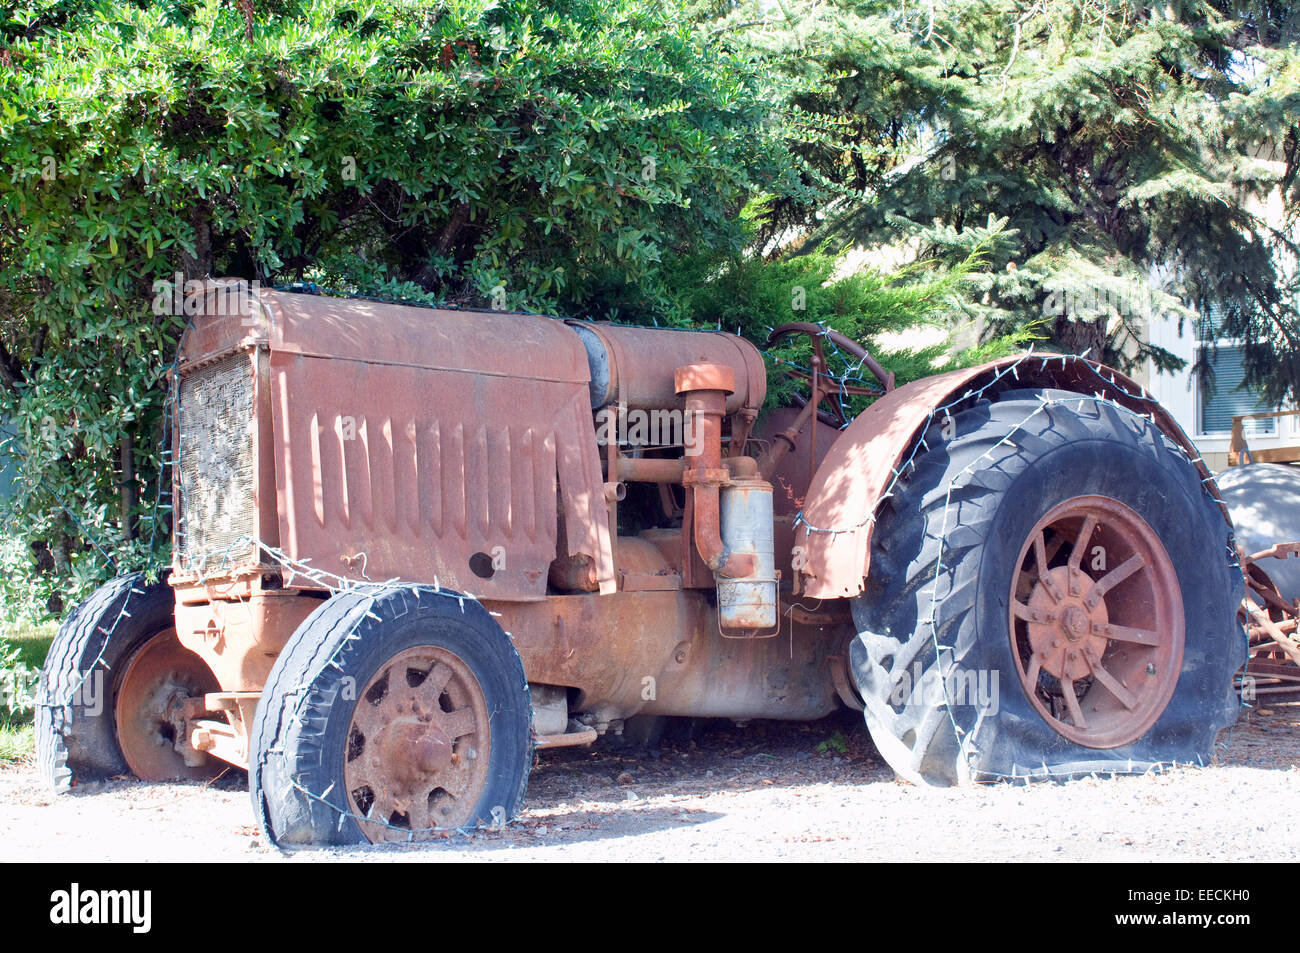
[1198,344,1276,435]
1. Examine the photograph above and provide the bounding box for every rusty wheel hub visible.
[1009,496,1184,748]
[344,646,490,842]
[114,629,221,781]
[1024,566,1111,682]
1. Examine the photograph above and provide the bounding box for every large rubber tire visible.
[850,389,1245,785]
[249,585,532,847]
[36,572,174,790]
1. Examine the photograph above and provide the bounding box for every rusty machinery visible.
[1238,543,1300,699]
[36,280,1247,844]
[1217,456,1300,702]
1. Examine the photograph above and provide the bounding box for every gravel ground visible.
[2,704,1296,862]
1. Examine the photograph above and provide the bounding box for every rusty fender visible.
[794,354,1227,601]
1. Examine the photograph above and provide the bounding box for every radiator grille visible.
[177,352,257,568]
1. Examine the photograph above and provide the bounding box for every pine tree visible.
[699,1,1300,394]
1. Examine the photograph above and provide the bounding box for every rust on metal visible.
[767,322,895,402]
[344,646,492,841]
[570,320,766,415]
[152,275,1242,818]
[761,322,894,484]
[1008,496,1184,747]
[794,355,1227,600]
[173,588,322,691]
[676,362,755,579]
[114,629,223,781]
[494,590,846,726]
[1238,542,1300,698]
[615,535,683,591]
[166,282,897,747]
[534,728,599,749]
[178,280,617,599]
[827,653,865,712]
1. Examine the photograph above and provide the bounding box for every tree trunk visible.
[120,432,135,541]
[1055,316,1106,360]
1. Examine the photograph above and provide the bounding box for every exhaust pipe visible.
[676,363,777,629]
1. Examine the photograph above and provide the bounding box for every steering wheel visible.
[766,322,895,428]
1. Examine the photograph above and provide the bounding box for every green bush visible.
[0,0,811,614]
[1,613,56,763]
[0,0,1014,625]
[0,636,37,721]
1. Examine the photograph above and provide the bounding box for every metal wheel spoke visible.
[366,792,398,824]
[1085,554,1145,609]
[1060,678,1087,728]
[1084,651,1138,710]
[350,698,387,741]
[1034,533,1063,601]
[1099,622,1161,647]
[415,661,454,703]
[1012,600,1036,623]
[406,795,434,833]
[391,680,426,715]
[1025,654,1042,688]
[1068,515,1098,571]
[441,707,477,739]
[440,760,473,798]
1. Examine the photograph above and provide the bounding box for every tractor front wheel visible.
[249,585,532,846]
[36,572,220,789]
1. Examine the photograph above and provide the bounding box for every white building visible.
[1144,171,1297,473]
[1146,310,1298,473]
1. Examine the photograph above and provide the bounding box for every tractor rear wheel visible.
[850,389,1245,784]
[249,585,532,846]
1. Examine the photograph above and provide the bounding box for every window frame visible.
[1192,337,1293,439]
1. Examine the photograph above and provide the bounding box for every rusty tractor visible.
[36,280,1245,845]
